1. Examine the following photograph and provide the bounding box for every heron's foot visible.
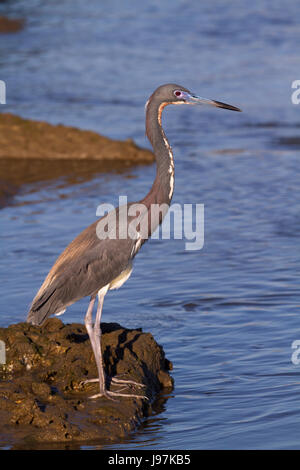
[81,375,146,389]
[111,376,146,388]
[88,389,148,401]
[81,375,148,401]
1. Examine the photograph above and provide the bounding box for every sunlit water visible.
[1,0,300,449]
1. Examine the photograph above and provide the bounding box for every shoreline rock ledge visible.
[0,318,173,447]
[0,113,154,163]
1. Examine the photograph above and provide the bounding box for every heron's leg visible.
[86,287,147,401]
[84,295,96,343]
[83,289,145,390]
[84,294,97,361]
[82,296,146,395]
[91,286,107,396]
[82,288,110,397]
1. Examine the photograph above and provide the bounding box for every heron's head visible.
[148,83,241,112]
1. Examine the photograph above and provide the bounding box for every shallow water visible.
[1,0,300,449]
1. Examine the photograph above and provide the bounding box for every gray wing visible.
[27,216,137,326]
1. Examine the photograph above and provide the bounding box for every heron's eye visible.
[174,90,183,98]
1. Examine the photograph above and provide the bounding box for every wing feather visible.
[27,217,135,325]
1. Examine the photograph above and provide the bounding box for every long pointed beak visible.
[185,93,242,112]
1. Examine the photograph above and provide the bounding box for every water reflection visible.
[0,157,150,208]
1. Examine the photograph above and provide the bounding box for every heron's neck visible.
[141,102,175,208]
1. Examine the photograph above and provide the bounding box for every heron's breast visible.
[109,264,133,290]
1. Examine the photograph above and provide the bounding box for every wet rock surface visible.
[0,318,173,448]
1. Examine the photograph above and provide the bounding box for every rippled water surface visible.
[1,0,300,449]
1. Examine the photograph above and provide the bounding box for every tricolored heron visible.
[27,84,241,400]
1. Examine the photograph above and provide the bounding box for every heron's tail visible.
[27,289,56,326]
[27,308,44,326]
[27,275,64,326]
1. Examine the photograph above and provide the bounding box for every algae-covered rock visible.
[0,318,173,447]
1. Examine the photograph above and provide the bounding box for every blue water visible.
[1,0,300,449]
